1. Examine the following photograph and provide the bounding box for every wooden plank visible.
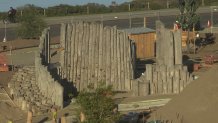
[118,98,171,112]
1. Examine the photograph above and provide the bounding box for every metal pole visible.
[4,23,6,39]
[129,13,132,28]
[3,22,7,42]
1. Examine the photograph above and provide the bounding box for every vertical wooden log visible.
[152,71,158,94]
[66,24,73,81]
[87,23,94,87]
[160,65,167,94]
[73,22,80,90]
[167,67,174,93]
[76,22,84,89]
[124,32,130,90]
[139,81,149,96]
[120,31,125,90]
[155,21,165,65]
[146,64,153,82]
[105,27,111,87]
[174,30,182,65]
[132,80,139,96]
[164,31,174,67]
[101,27,107,85]
[94,23,99,88]
[80,22,87,90]
[84,23,90,89]
[70,23,76,82]
[127,35,134,89]
[98,23,104,84]
[60,23,66,79]
[47,28,50,64]
[110,26,115,88]
[26,111,33,123]
[113,28,118,90]
[181,66,188,87]
[64,25,69,79]
[90,23,96,86]
[117,31,121,90]
[173,66,180,94]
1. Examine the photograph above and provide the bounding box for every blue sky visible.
[0,0,127,12]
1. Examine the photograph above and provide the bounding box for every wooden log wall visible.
[132,21,193,96]
[59,22,134,91]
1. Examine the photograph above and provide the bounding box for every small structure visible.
[123,27,156,59]
[132,21,193,96]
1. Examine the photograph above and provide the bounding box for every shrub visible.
[17,9,46,39]
[76,83,120,123]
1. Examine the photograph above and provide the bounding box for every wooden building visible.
[123,27,156,59]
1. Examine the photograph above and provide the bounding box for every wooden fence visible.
[59,22,134,91]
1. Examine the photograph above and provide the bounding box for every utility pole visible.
[87,6,89,14]
[43,9,46,16]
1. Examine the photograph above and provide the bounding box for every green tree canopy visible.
[16,7,46,39]
[177,0,200,30]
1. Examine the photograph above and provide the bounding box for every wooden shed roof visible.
[122,27,155,34]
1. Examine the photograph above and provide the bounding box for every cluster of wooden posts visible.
[59,22,134,91]
[133,21,193,96]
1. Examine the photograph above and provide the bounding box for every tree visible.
[16,7,46,39]
[177,0,200,52]
[76,83,120,123]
